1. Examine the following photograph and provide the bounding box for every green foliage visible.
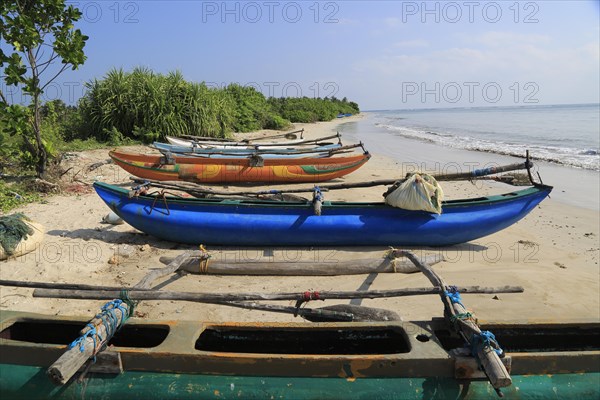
[268,97,360,123]
[0,0,88,176]
[225,84,271,132]
[79,68,236,141]
[0,104,34,168]
[0,181,41,213]
[77,68,359,140]
[264,114,291,130]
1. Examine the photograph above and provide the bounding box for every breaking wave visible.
[374,123,600,171]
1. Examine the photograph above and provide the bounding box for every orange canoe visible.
[109,150,371,183]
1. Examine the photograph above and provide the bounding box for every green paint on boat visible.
[1,364,598,400]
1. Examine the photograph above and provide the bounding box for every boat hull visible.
[1,311,597,400]
[93,182,552,246]
[109,150,370,183]
[1,364,596,400]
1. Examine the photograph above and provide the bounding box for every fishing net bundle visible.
[0,213,34,256]
[384,174,444,214]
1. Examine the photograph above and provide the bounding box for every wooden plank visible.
[33,285,524,303]
[87,350,123,374]
[159,253,445,275]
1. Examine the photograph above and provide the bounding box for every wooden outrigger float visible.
[1,251,598,399]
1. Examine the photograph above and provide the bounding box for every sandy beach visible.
[1,113,599,325]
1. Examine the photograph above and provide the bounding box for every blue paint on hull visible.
[94,182,551,246]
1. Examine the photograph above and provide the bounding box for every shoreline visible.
[0,115,598,325]
[340,112,600,212]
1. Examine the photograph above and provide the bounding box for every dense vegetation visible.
[0,67,360,211]
[1,0,88,177]
[269,97,360,123]
[1,2,359,211]
[78,67,359,140]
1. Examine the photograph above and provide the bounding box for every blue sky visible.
[3,0,599,109]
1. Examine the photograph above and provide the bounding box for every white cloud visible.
[393,39,429,48]
[336,18,361,26]
[350,32,600,108]
[384,17,401,28]
[468,31,551,47]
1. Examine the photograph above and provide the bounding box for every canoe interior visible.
[1,311,598,375]
[1,311,598,399]
[95,180,550,209]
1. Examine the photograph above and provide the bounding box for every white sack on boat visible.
[385,174,444,214]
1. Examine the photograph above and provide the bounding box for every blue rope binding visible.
[313,186,323,202]
[67,298,133,359]
[443,286,505,363]
[470,330,504,366]
[444,285,464,307]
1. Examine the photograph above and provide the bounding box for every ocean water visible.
[337,104,600,210]
[363,104,600,171]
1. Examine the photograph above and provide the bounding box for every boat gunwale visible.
[93,181,553,210]
[1,311,598,377]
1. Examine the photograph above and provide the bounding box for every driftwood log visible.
[398,251,512,391]
[158,252,445,275]
[33,285,523,303]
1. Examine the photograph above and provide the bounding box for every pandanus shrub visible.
[78,67,359,141]
[79,67,235,141]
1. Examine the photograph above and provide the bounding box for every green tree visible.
[0,0,88,177]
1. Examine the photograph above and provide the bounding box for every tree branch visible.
[40,63,70,91]
[34,42,45,61]
[0,89,8,105]
[37,52,59,75]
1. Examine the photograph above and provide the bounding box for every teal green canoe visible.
[1,311,598,399]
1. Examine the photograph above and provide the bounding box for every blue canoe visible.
[94,182,552,246]
[152,142,339,159]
